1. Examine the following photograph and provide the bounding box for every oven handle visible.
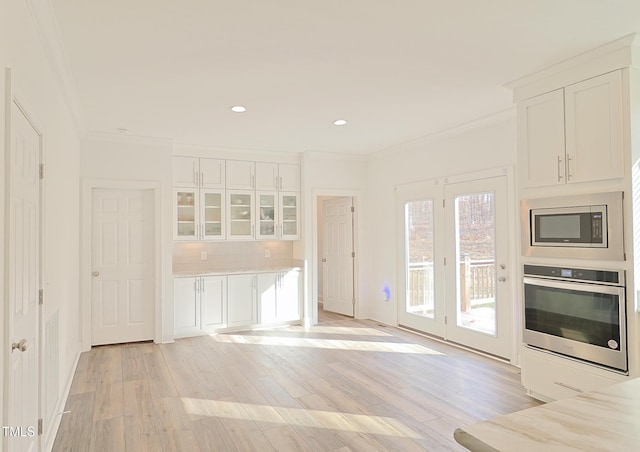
[523,276,626,296]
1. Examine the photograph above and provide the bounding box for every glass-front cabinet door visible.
[256,192,278,240]
[174,188,199,240]
[201,190,225,240]
[280,192,300,240]
[228,191,254,240]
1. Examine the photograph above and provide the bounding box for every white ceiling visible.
[51,0,640,155]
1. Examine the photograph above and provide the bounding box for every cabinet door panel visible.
[173,156,199,187]
[226,160,255,190]
[257,273,278,324]
[227,274,256,327]
[201,189,225,240]
[565,71,623,183]
[200,158,226,188]
[277,270,301,322]
[255,162,278,190]
[227,191,255,240]
[278,164,300,191]
[517,89,566,188]
[280,192,300,240]
[174,277,199,334]
[256,192,278,240]
[202,276,227,329]
[174,188,199,240]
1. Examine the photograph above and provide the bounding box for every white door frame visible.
[310,189,362,325]
[81,179,163,350]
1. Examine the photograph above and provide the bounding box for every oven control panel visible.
[523,264,623,285]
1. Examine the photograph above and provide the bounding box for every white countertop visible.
[173,265,302,277]
[454,377,639,451]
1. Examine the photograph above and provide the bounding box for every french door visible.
[397,175,511,358]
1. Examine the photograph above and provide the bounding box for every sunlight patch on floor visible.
[278,325,393,337]
[181,398,423,439]
[207,334,444,354]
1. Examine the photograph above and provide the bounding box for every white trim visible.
[370,107,516,160]
[43,349,80,452]
[24,0,86,136]
[85,131,173,147]
[81,179,163,350]
[304,151,368,162]
[309,189,363,325]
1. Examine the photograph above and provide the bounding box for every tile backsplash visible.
[173,241,296,273]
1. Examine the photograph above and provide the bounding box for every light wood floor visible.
[53,310,540,451]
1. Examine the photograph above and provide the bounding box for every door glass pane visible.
[204,192,222,237]
[259,194,276,237]
[177,191,196,237]
[230,193,252,236]
[405,200,434,319]
[282,195,297,236]
[455,192,496,335]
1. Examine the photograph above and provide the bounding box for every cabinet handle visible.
[279,176,282,190]
[200,172,203,187]
[566,154,572,181]
[554,381,582,393]
[194,279,198,293]
[201,278,204,292]
[557,155,563,182]
[252,173,255,189]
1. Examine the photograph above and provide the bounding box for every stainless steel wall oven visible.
[523,264,627,372]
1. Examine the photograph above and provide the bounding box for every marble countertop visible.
[454,377,639,451]
[173,266,302,277]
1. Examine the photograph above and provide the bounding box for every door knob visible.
[92,271,100,277]
[12,339,28,353]
[322,258,326,262]
[498,277,506,282]
[500,264,506,270]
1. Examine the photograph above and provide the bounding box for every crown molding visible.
[84,130,173,147]
[505,33,640,102]
[369,106,516,161]
[303,150,368,162]
[25,0,86,136]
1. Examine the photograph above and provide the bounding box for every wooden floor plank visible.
[53,309,541,451]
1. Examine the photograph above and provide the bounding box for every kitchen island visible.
[454,377,639,451]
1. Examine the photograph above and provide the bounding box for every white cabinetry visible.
[227,274,257,327]
[518,70,624,188]
[521,347,627,402]
[226,160,255,190]
[227,191,255,240]
[173,156,225,188]
[255,162,278,191]
[257,269,301,324]
[174,188,225,241]
[256,192,278,240]
[280,192,300,239]
[174,276,227,337]
[278,163,301,191]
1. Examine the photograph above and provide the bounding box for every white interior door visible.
[6,99,41,452]
[91,189,155,345]
[322,197,354,317]
[444,176,511,358]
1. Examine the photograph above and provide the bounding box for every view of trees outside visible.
[405,193,497,330]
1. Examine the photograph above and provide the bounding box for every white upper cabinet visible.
[278,163,300,191]
[518,89,566,188]
[226,160,255,190]
[564,71,624,184]
[255,162,278,191]
[173,156,225,188]
[173,156,199,187]
[518,70,624,188]
[199,158,225,188]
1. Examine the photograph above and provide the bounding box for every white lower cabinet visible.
[521,346,627,402]
[174,275,227,337]
[174,269,301,337]
[257,270,301,324]
[227,274,257,327]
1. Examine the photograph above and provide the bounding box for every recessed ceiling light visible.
[333,119,348,126]
[231,106,247,113]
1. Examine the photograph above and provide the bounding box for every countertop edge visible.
[173,266,302,277]
[453,428,499,452]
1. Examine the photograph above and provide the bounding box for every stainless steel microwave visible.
[521,191,624,260]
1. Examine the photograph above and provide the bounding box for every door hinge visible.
[352,298,355,305]
[39,163,45,179]
[39,289,44,305]
[38,418,43,435]
[442,199,445,208]
[444,316,448,325]
[444,257,446,265]
[350,206,355,213]
[351,251,355,258]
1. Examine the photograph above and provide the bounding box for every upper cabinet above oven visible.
[517,70,624,189]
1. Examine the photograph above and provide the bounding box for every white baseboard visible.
[43,349,81,452]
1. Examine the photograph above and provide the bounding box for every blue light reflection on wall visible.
[383,285,392,301]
